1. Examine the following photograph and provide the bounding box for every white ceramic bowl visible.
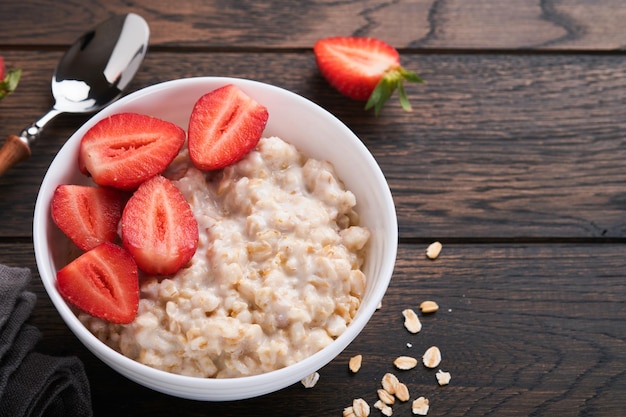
[33,77,397,401]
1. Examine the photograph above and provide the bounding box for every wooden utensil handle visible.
[0,134,31,176]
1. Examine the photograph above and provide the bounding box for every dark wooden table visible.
[2,1,626,416]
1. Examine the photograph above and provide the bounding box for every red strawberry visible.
[313,36,423,115]
[187,84,268,170]
[79,113,186,190]
[121,175,198,275]
[51,184,124,251]
[57,242,139,324]
[0,56,21,100]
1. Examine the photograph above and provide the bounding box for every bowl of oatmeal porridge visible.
[33,77,397,401]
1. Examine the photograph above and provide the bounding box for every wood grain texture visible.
[2,1,625,414]
[4,242,625,416]
[2,51,626,239]
[2,0,626,50]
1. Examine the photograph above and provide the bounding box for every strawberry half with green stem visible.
[188,84,269,171]
[57,242,139,324]
[0,56,22,100]
[79,113,186,190]
[121,175,199,275]
[313,36,423,116]
[51,184,125,251]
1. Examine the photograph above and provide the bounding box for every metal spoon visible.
[0,13,150,176]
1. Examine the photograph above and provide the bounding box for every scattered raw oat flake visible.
[393,356,418,370]
[402,308,422,333]
[436,369,451,386]
[419,300,439,314]
[425,241,442,259]
[349,354,363,373]
[394,381,410,402]
[377,388,395,405]
[300,371,319,388]
[352,398,370,417]
[381,373,399,395]
[422,346,442,368]
[412,397,430,415]
[382,373,411,403]
[374,400,393,416]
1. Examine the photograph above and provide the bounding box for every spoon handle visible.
[0,134,30,177]
[0,108,62,176]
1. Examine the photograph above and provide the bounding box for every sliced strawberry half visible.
[51,184,124,251]
[121,175,199,275]
[79,112,186,190]
[57,242,139,324]
[313,36,423,115]
[187,84,269,171]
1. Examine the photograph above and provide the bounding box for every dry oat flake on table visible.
[402,308,422,333]
[436,370,451,386]
[349,354,363,373]
[344,398,370,417]
[419,301,439,314]
[412,397,430,415]
[393,355,418,370]
[340,277,450,415]
[300,371,320,388]
[422,346,442,369]
[425,241,442,260]
[373,399,393,416]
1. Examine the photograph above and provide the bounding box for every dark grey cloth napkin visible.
[0,264,93,417]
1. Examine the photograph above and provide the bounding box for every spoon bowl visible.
[0,13,150,176]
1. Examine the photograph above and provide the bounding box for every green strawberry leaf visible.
[397,82,412,112]
[401,67,424,83]
[0,68,22,100]
[365,66,424,116]
[365,77,394,116]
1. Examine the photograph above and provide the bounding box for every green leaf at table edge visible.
[0,69,22,100]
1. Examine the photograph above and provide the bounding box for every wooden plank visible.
[2,51,626,239]
[3,242,625,415]
[1,0,626,50]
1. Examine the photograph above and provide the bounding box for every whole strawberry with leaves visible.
[0,56,21,100]
[314,36,423,115]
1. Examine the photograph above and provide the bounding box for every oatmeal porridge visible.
[80,136,370,378]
